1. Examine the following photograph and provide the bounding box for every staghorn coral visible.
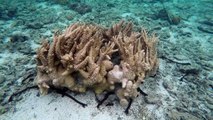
[35,21,158,107]
[105,21,158,106]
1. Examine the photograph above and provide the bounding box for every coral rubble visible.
[35,21,158,107]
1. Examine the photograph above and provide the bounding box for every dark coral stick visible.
[124,98,133,114]
[97,91,114,108]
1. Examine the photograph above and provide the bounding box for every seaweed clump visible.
[35,21,158,107]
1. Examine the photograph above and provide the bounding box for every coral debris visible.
[35,21,158,107]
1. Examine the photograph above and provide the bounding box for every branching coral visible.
[105,21,158,106]
[35,21,158,107]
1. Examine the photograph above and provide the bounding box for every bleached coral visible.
[35,21,158,107]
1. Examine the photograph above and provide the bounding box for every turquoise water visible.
[0,0,212,120]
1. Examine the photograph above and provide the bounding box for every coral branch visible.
[35,21,159,109]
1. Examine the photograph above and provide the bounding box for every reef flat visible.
[0,0,212,120]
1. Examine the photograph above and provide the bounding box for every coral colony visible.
[35,21,158,112]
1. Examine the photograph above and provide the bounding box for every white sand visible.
[0,90,138,120]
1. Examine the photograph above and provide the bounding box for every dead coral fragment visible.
[35,21,158,107]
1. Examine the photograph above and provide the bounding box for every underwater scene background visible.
[0,0,212,120]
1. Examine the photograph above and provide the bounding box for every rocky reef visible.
[35,21,158,106]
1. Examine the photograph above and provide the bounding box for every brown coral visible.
[35,21,158,107]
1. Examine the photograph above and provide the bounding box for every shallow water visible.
[0,0,212,120]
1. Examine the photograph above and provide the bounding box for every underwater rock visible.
[106,3,115,8]
[154,9,181,25]
[68,3,92,15]
[179,29,192,37]
[199,20,213,26]
[197,26,213,34]
[144,93,160,104]
[168,14,181,25]
[17,69,36,85]
[162,78,174,90]
[6,33,34,54]
[0,6,17,20]
[178,65,200,76]
[26,22,43,29]
[9,34,29,43]
[7,7,17,18]
[197,19,213,34]
[18,45,34,54]
[153,9,168,20]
